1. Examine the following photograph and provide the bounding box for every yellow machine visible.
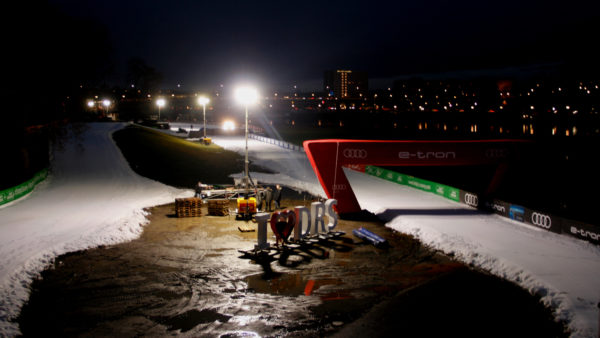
[202,137,212,145]
[236,197,257,220]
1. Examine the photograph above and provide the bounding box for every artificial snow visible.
[214,134,600,338]
[1,122,598,337]
[0,123,190,336]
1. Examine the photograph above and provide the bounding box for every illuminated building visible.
[324,70,368,98]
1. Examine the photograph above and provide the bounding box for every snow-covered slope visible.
[216,134,600,338]
[0,123,189,336]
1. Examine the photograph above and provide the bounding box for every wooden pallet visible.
[175,197,202,217]
[238,223,255,232]
[207,199,229,216]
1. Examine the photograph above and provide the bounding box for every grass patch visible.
[113,125,265,189]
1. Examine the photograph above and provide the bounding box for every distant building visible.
[324,70,368,98]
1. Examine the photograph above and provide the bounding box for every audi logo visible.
[464,193,479,207]
[343,148,368,159]
[531,212,552,229]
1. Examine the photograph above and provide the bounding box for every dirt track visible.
[18,193,567,337]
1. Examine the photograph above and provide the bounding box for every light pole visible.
[234,86,258,191]
[156,98,166,121]
[102,99,111,117]
[197,96,210,138]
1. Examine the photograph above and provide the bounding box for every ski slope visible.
[0,123,189,336]
[0,122,598,337]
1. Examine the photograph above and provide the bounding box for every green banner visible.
[0,168,48,206]
[365,165,460,202]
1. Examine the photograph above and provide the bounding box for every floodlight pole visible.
[203,103,207,138]
[244,104,249,192]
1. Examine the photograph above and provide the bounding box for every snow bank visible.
[216,135,599,337]
[344,167,600,338]
[0,123,189,336]
[211,136,325,198]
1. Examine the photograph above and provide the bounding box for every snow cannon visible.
[352,227,387,247]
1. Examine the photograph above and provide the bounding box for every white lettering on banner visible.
[464,193,479,207]
[531,212,552,229]
[342,148,367,159]
[398,151,456,160]
[436,186,444,195]
[485,148,509,159]
[570,226,599,241]
[408,180,431,190]
[490,203,506,213]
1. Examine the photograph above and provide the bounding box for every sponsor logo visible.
[436,186,445,195]
[332,184,347,191]
[398,151,456,160]
[343,148,367,159]
[464,193,479,207]
[485,148,509,159]
[531,212,552,229]
[488,203,506,213]
[570,226,599,241]
[509,206,524,222]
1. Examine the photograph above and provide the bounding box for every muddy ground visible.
[18,192,568,337]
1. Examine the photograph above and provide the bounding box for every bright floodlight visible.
[222,120,235,131]
[156,98,166,107]
[197,96,209,105]
[234,86,259,105]
[102,99,110,107]
[87,100,95,108]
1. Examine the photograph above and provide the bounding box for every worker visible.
[265,186,273,212]
[274,184,283,210]
[255,187,264,211]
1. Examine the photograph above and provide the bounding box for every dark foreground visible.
[18,195,568,337]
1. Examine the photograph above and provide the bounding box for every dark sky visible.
[46,0,600,91]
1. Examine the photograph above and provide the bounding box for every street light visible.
[156,98,166,121]
[234,86,259,191]
[102,99,111,116]
[197,96,210,138]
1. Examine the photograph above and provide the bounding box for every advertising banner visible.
[0,169,48,206]
[524,209,561,234]
[561,218,600,244]
[366,166,459,202]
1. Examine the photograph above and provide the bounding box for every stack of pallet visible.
[175,197,202,217]
[207,199,229,216]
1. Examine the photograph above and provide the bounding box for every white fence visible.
[249,133,305,153]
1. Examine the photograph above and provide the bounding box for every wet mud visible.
[18,194,568,337]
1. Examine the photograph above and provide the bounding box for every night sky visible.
[38,0,600,91]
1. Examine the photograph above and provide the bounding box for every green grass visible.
[113,125,258,188]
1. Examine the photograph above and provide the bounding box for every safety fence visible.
[249,133,305,153]
[0,168,48,207]
[360,165,599,246]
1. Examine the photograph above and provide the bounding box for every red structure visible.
[303,139,530,214]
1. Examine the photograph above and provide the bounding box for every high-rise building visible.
[324,70,368,98]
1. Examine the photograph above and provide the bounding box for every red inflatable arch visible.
[303,139,531,214]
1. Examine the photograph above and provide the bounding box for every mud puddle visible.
[17,196,568,337]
